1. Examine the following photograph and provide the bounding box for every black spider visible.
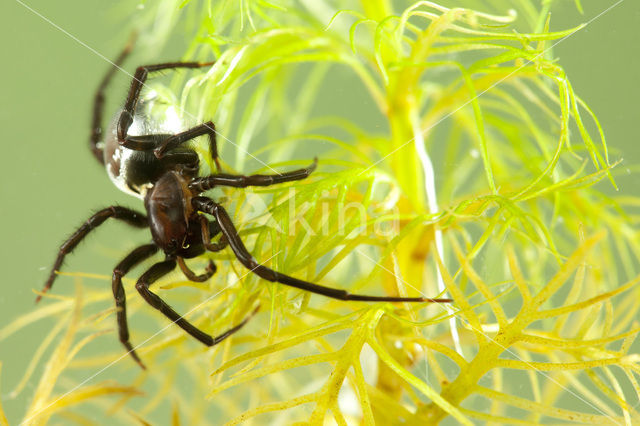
[40,42,452,369]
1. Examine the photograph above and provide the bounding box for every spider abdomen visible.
[103,99,198,198]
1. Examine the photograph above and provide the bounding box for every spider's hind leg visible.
[117,62,215,149]
[154,121,222,172]
[91,35,136,164]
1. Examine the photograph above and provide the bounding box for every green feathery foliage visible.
[3,1,639,424]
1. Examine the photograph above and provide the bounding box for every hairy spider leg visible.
[192,198,452,304]
[39,206,148,302]
[116,61,221,170]
[90,35,136,164]
[112,244,158,369]
[134,259,256,348]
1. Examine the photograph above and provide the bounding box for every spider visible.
[40,42,452,369]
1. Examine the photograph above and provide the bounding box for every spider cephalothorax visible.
[40,42,451,369]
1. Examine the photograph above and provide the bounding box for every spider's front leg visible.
[192,198,452,304]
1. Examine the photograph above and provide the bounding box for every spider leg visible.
[39,206,148,303]
[112,244,158,369]
[192,198,452,303]
[209,304,260,346]
[177,257,217,282]
[189,158,317,193]
[114,144,201,178]
[117,61,214,146]
[136,259,254,347]
[199,215,228,252]
[135,259,212,343]
[159,151,200,177]
[117,133,173,151]
[154,121,221,172]
[91,34,136,164]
